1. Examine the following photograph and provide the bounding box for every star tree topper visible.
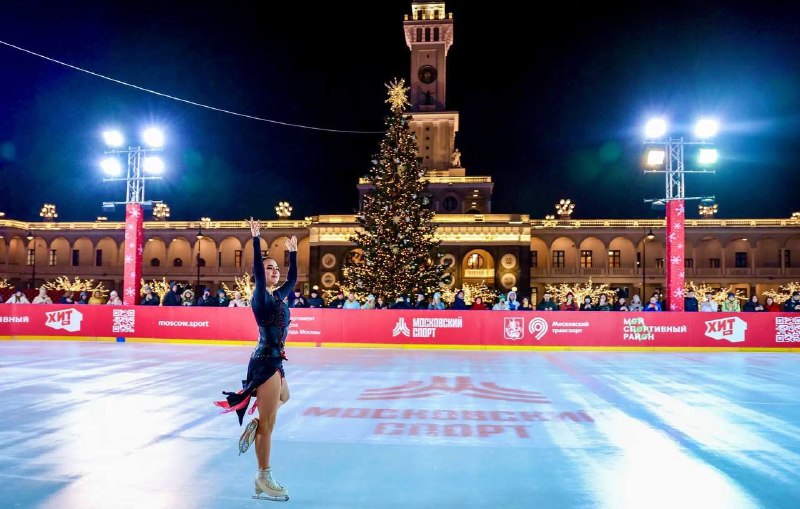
[385,78,410,113]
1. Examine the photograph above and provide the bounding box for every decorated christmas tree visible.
[342,78,445,298]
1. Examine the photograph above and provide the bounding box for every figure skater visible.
[214,217,296,501]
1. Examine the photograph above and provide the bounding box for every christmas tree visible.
[342,78,446,298]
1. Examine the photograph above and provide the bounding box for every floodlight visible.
[646,149,666,166]
[694,118,719,139]
[101,157,122,176]
[143,156,165,174]
[142,127,164,148]
[103,130,124,147]
[698,148,718,165]
[644,118,667,139]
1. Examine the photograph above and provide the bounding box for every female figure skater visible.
[215,218,296,501]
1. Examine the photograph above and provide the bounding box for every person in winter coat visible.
[89,290,105,305]
[107,291,123,305]
[743,295,764,312]
[196,288,217,306]
[5,289,30,304]
[162,282,182,306]
[451,290,468,310]
[764,296,781,312]
[140,285,161,306]
[428,292,446,310]
[216,288,230,308]
[307,288,325,308]
[721,292,741,312]
[684,290,699,312]
[76,291,90,305]
[32,286,52,304]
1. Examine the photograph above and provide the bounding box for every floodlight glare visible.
[143,156,165,174]
[101,157,122,176]
[698,148,718,165]
[694,118,719,139]
[103,130,124,147]
[644,118,667,139]
[142,127,164,148]
[646,149,666,166]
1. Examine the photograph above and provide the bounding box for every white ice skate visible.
[253,468,289,502]
[239,417,259,456]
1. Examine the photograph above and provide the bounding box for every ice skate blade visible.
[252,494,289,502]
[239,418,259,456]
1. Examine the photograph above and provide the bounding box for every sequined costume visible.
[214,236,297,425]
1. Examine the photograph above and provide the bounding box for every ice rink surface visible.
[1,340,799,509]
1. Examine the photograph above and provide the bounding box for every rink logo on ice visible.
[704,317,747,343]
[44,308,83,333]
[359,376,550,403]
[504,317,525,340]
[392,316,463,338]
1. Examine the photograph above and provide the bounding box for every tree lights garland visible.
[44,276,106,295]
[684,281,745,303]
[545,278,612,304]
[342,78,445,298]
[221,273,255,303]
[139,277,170,301]
[440,281,498,306]
[762,282,800,304]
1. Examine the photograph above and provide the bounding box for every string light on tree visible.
[699,203,718,217]
[221,273,255,304]
[39,203,58,220]
[342,78,445,298]
[545,278,612,305]
[684,281,745,304]
[153,203,171,221]
[275,202,293,218]
[440,281,498,306]
[762,282,800,305]
[0,277,10,289]
[140,277,170,303]
[555,199,575,219]
[44,276,106,295]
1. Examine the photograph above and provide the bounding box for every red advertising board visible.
[1,305,799,349]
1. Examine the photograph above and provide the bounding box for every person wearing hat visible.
[389,294,411,309]
[88,289,105,305]
[5,288,30,304]
[32,286,53,304]
[162,281,182,306]
[492,294,509,310]
[361,294,377,309]
[506,291,521,311]
[288,288,307,308]
[428,292,446,310]
[342,291,361,309]
[328,289,346,309]
[140,285,161,306]
[721,291,741,312]
[699,292,718,312]
[414,292,428,309]
[107,290,123,305]
[684,289,699,312]
[196,287,216,306]
[560,292,578,311]
[76,291,90,305]
[783,291,800,312]
[307,287,325,308]
[216,288,230,308]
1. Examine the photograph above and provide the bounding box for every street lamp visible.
[195,229,205,292]
[641,228,655,300]
[555,198,575,219]
[26,231,41,289]
[153,203,171,221]
[642,117,719,310]
[100,126,168,305]
[39,203,58,221]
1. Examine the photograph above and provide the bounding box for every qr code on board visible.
[775,316,800,343]
[112,309,136,333]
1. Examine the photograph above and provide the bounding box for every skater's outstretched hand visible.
[247,217,261,238]
[285,236,298,252]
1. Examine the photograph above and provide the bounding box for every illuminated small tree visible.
[545,278,612,304]
[44,276,106,295]
[221,273,255,303]
[684,281,745,303]
[0,278,10,290]
[140,277,170,302]
[762,282,800,305]
[440,281,498,306]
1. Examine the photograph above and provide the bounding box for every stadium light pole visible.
[100,127,166,305]
[643,117,719,310]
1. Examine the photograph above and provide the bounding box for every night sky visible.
[1,1,799,222]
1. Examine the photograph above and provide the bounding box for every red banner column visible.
[665,200,686,311]
[122,203,144,305]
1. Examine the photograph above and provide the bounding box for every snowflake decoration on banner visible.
[673,287,685,300]
[675,203,685,215]
[125,288,135,296]
[670,256,682,266]
[128,242,135,249]
[678,271,685,279]
[129,271,137,279]
[676,243,684,251]
[124,255,132,264]
[670,303,679,310]
[668,232,677,242]
[129,208,140,218]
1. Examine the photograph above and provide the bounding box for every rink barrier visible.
[2,305,800,351]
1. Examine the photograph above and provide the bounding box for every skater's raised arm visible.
[248,218,266,306]
[274,236,298,301]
